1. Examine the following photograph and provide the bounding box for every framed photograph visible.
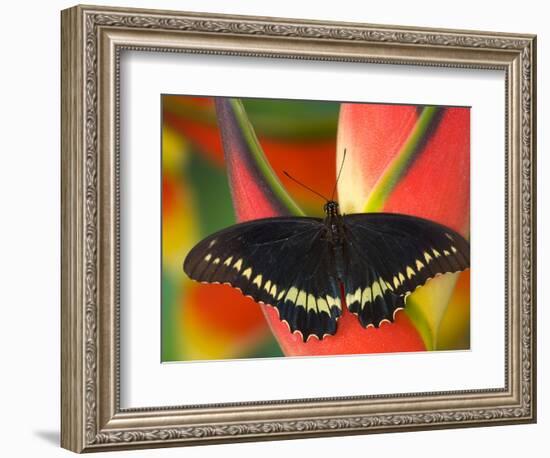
[163,95,471,361]
[61,4,537,453]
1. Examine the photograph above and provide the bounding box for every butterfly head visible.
[323,200,340,217]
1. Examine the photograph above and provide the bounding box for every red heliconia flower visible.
[337,104,470,349]
[214,98,301,221]
[214,98,470,355]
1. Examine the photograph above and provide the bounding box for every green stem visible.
[363,106,441,213]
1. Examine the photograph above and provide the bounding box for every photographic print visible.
[62,6,536,451]
[162,96,470,362]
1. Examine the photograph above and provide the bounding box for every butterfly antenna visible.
[283,171,329,202]
[331,148,347,201]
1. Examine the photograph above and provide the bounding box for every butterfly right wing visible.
[183,217,343,341]
[341,212,470,328]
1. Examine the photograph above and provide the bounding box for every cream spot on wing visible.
[296,290,307,308]
[233,258,243,271]
[385,281,393,291]
[264,280,271,293]
[393,276,400,289]
[372,281,383,299]
[406,266,416,279]
[270,284,278,298]
[277,289,286,301]
[451,246,458,253]
[432,249,441,258]
[242,267,252,279]
[213,257,220,265]
[445,233,454,240]
[223,256,233,266]
[346,288,362,306]
[424,251,433,263]
[204,254,212,262]
[398,272,406,284]
[252,274,263,288]
[327,295,341,309]
[361,287,372,307]
[208,239,217,248]
[415,259,424,270]
[286,287,299,303]
[444,250,451,256]
[317,297,330,314]
[307,294,317,311]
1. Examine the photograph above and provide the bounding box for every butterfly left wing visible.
[341,213,470,328]
[183,217,343,341]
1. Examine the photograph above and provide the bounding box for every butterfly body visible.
[321,201,348,281]
[323,201,344,242]
[183,203,469,342]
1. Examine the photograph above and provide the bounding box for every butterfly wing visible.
[341,213,470,328]
[183,217,343,341]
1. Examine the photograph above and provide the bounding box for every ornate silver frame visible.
[61,4,537,453]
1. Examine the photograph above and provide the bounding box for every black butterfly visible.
[183,198,470,342]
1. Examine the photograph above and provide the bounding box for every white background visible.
[0,0,546,457]
[122,53,505,407]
